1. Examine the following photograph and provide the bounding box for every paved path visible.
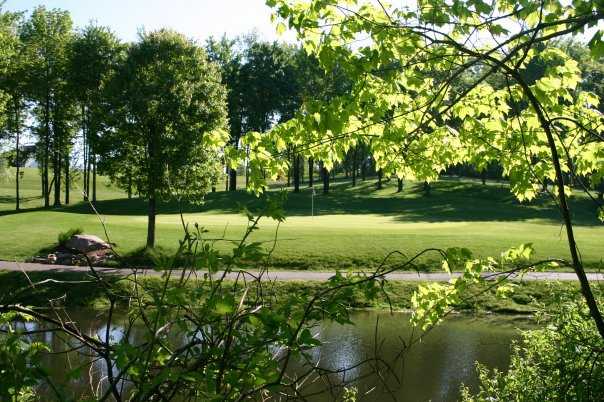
[1,260,602,282]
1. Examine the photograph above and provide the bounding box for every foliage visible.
[259,0,604,338]
[251,0,604,204]
[0,6,20,134]
[20,5,76,207]
[0,311,49,402]
[461,298,604,401]
[56,227,83,246]
[68,23,123,201]
[0,195,398,400]
[102,29,228,246]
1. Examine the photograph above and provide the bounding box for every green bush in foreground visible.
[462,298,604,401]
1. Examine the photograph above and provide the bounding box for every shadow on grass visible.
[0,194,43,204]
[3,178,602,226]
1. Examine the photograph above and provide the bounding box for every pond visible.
[30,310,529,401]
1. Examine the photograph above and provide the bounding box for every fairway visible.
[1,168,602,269]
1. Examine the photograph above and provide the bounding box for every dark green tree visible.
[68,24,123,203]
[20,6,73,207]
[206,35,244,191]
[104,30,228,248]
[0,8,27,211]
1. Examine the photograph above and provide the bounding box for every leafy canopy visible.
[103,29,229,201]
[239,0,604,211]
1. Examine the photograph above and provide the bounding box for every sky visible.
[3,0,296,43]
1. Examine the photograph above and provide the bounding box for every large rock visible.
[64,234,111,254]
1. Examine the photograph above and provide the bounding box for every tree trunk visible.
[92,155,97,203]
[147,192,156,249]
[293,154,300,193]
[361,159,366,181]
[47,175,55,201]
[481,170,486,185]
[321,162,329,195]
[14,104,20,211]
[519,77,604,339]
[423,181,431,196]
[65,151,70,204]
[127,174,132,199]
[352,148,357,187]
[397,178,403,193]
[85,143,92,200]
[245,145,250,189]
[43,93,50,208]
[229,139,239,191]
[229,168,237,191]
[308,158,314,187]
[53,135,61,207]
[82,104,88,200]
[83,136,87,199]
[376,169,383,189]
[147,131,158,249]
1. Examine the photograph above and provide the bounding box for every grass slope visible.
[1,168,603,270]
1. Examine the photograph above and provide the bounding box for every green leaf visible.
[588,31,604,58]
[276,22,287,35]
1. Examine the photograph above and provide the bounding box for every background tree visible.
[239,38,300,189]
[0,8,26,211]
[206,35,244,191]
[68,24,122,203]
[261,0,604,337]
[103,29,228,248]
[20,6,73,207]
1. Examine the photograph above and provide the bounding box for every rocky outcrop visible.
[33,234,114,266]
[64,234,111,254]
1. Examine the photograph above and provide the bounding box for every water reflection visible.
[29,310,525,401]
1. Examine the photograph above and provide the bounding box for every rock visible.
[85,248,113,264]
[64,234,111,254]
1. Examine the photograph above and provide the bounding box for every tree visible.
[206,35,244,191]
[20,6,73,208]
[557,39,604,201]
[0,8,26,211]
[68,24,122,203]
[260,0,604,338]
[104,29,228,248]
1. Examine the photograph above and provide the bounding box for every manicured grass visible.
[1,168,603,270]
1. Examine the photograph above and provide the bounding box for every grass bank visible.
[0,270,594,315]
[1,168,603,270]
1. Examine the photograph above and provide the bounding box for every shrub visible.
[461,298,604,401]
[57,227,83,247]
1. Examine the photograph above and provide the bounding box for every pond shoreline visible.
[1,270,593,315]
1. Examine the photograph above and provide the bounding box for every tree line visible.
[0,5,369,246]
[2,5,604,250]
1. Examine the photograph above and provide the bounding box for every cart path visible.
[1,260,602,282]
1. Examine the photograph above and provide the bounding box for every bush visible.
[461,298,604,401]
[57,227,83,247]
